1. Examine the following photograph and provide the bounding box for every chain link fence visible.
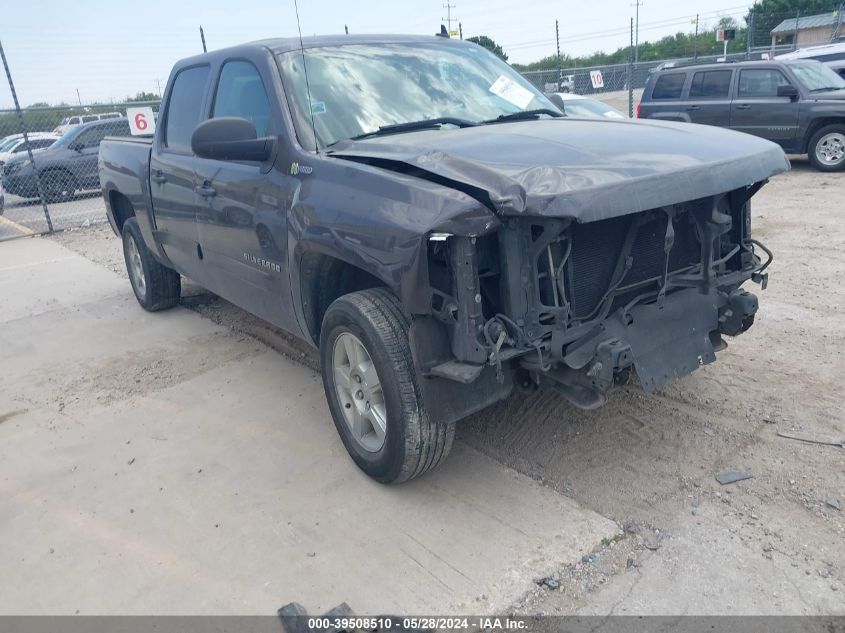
[0,102,159,241]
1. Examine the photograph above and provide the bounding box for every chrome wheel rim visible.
[816,132,845,166]
[126,235,146,298]
[333,332,387,453]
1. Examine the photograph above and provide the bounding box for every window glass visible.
[81,115,98,123]
[212,61,271,136]
[165,65,210,152]
[74,126,108,148]
[738,69,791,97]
[31,139,56,150]
[689,70,732,98]
[277,43,556,148]
[790,61,845,91]
[651,73,686,99]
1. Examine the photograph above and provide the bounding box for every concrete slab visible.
[0,238,617,615]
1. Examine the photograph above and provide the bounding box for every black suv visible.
[639,59,845,171]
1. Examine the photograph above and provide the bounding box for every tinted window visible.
[652,73,686,99]
[81,115,98,123]
[165,65,210,152]
[74,121,130,148]
[212,61,271,136]
[738,69,791,97]
[689,70,732,98]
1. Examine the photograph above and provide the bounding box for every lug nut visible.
[356,390,363,399]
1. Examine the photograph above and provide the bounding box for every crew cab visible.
[99,35,788,483]
[639,59,845,171]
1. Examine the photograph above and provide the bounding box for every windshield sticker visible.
[489,75,534,110]
[310,101,326,115]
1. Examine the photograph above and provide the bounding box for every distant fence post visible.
[0,39,53,232]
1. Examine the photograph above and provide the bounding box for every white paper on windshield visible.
[489,75,534,110]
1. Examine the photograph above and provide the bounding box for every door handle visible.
[195,183,217,198]
[151,171,166,184]
[686,105,700,110]
[735,104,752,110]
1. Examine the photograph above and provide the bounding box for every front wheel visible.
[319,288,454,483]
[41,170,76,203]
[808,125,845,172]
[122,217,181,311]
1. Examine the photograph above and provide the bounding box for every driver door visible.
[192,58,297,331]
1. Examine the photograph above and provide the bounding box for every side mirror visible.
[191,117,275,162]
[777,84,799,99]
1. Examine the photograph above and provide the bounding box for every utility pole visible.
[199,25,207,53]
[631,0,643,63]
[628,17,634,118]
[556,19,561,89]
[459,21,463,39]
[76,88,82,106]
[442,3,456,35]
[344,24,349,35]
[155,78,163,98]
[693,14,699,60]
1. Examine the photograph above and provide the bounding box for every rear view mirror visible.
[191,117,275,162]
[777,84,799,99]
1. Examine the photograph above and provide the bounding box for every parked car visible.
[544,74,575,93]
[52,111,123,136]
[3,118,130,201]
[99,34,786,483]
[545,92,626,119]
[638,59,845,171]
[775,42,845,63]
[0,133,59,167]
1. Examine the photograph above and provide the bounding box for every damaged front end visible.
[411,183,772,418]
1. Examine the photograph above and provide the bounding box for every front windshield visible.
[0,137,21,152]
[278,41,557,148]
[791,61,845,91]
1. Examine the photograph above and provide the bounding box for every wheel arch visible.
[298,250,389,345]
[802,117,845,154]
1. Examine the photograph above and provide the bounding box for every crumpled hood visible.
[327,118,790,222]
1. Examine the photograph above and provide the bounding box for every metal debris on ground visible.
[777,429,845,448]
[715,470,754,485]
[278,601,433,633]
[825,496,841,511]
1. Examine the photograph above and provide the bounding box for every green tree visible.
[126,91,159,103]
[466,35,509,62]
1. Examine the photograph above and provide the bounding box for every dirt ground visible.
[49,158,844,615]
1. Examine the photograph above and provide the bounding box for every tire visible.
[41,170,77,203]
[807,124,845,172]
[320,288,454,483]
[121,217,181,311]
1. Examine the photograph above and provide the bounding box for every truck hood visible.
[327,118,789,222]
[809,88,845,100]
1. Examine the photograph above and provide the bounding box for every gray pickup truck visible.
[639,59,845,171]
[99,34,787,483]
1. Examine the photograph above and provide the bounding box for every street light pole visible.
[631,1,643,63]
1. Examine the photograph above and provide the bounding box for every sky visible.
[0,0,752,108]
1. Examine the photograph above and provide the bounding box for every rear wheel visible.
[319,288,454,483]
[808,125,845,172]
[122,217,181,311]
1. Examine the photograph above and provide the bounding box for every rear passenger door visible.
[192,57,297,331]
[730,68,800,145]
[642,72,688,121]
[685,69,733,127]
[150,64,211,275]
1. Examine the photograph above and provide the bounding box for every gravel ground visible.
[49,157,844,615]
